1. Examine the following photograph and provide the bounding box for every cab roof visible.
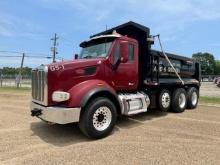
[89,33,121,41]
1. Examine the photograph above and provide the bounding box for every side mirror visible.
[74,54,79,59]
[120,41,128,63]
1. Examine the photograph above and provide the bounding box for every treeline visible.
[0,67,32,77]
[0,53,219,77]
[192,52,220,75]
[216,60,220,74]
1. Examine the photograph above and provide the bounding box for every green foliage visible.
[215,60,220,74]
[0,87,31,94]
[0,67,32,77]
[200,96,220,104]
[192,52,216,75]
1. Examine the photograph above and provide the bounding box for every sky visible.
[0,0,220,68]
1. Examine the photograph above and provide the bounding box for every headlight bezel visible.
[52,91,70,102]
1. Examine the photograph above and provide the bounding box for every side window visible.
[128,44,134,61]
[114,43,120,64]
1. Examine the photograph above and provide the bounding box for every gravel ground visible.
[0,93,220,165]
[200,82,220,97]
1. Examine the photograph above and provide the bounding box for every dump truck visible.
[31,21,201,138]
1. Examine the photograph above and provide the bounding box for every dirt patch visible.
[0,94,220,165]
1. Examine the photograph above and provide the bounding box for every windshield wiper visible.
[83,55,93,59]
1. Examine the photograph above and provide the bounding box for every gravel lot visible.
[0,92,220,165]
[200,82,220,97]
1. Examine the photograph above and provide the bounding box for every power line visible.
[0,50,51,57]
[60,36,73,45]
[0,54,64,60]
[26,52,51,56]
[0,55,22,58]
[0,54,51,58]
[0,50,23,54]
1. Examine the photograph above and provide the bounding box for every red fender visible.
[66,79,118,108]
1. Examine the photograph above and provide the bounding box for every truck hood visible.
[46,58,106,104]
[47,59,105,71]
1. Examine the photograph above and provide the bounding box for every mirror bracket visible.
[111,58,121,71]
[75,54,79,59]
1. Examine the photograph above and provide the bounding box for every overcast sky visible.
[0,0,220,68]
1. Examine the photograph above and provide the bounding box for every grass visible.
[0,87,220,105]
[199,96,220,105]
[0,87,31,94]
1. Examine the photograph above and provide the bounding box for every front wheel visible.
[79,97,117,139]
[171,88,187,113]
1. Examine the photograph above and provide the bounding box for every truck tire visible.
[171,88,187,113]
[187,87,199,109]
[79,97,117,139]
[158,89,171,111]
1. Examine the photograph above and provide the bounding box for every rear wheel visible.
[171,88,187,113]
[187,87,199,109]
[79,97,117,139]
[158,89,171,112]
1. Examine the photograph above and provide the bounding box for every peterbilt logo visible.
[50,64,64,71]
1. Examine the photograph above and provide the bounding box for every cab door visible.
[107,39,138,91]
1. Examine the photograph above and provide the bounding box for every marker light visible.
[52,91,70,102]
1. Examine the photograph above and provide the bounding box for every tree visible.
[0,67,32,77]
[215,60,220,75]
[192,52,216,75]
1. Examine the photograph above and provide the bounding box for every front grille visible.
[32,66,48,105]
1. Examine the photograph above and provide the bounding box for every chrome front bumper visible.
[31,102,81,124]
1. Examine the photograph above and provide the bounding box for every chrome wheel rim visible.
[161,92,170,108]
[93,106,112,131]
[191,92,198,106]
[179,93,186,109]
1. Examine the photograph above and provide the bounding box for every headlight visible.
[52,91,70,102]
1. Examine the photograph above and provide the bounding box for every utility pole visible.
[17,53,25,88]
[51,33,59,63]
[0,70,2,88]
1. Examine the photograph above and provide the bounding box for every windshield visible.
[79,38,114,59]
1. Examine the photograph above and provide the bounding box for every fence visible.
[0,75,31,88]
